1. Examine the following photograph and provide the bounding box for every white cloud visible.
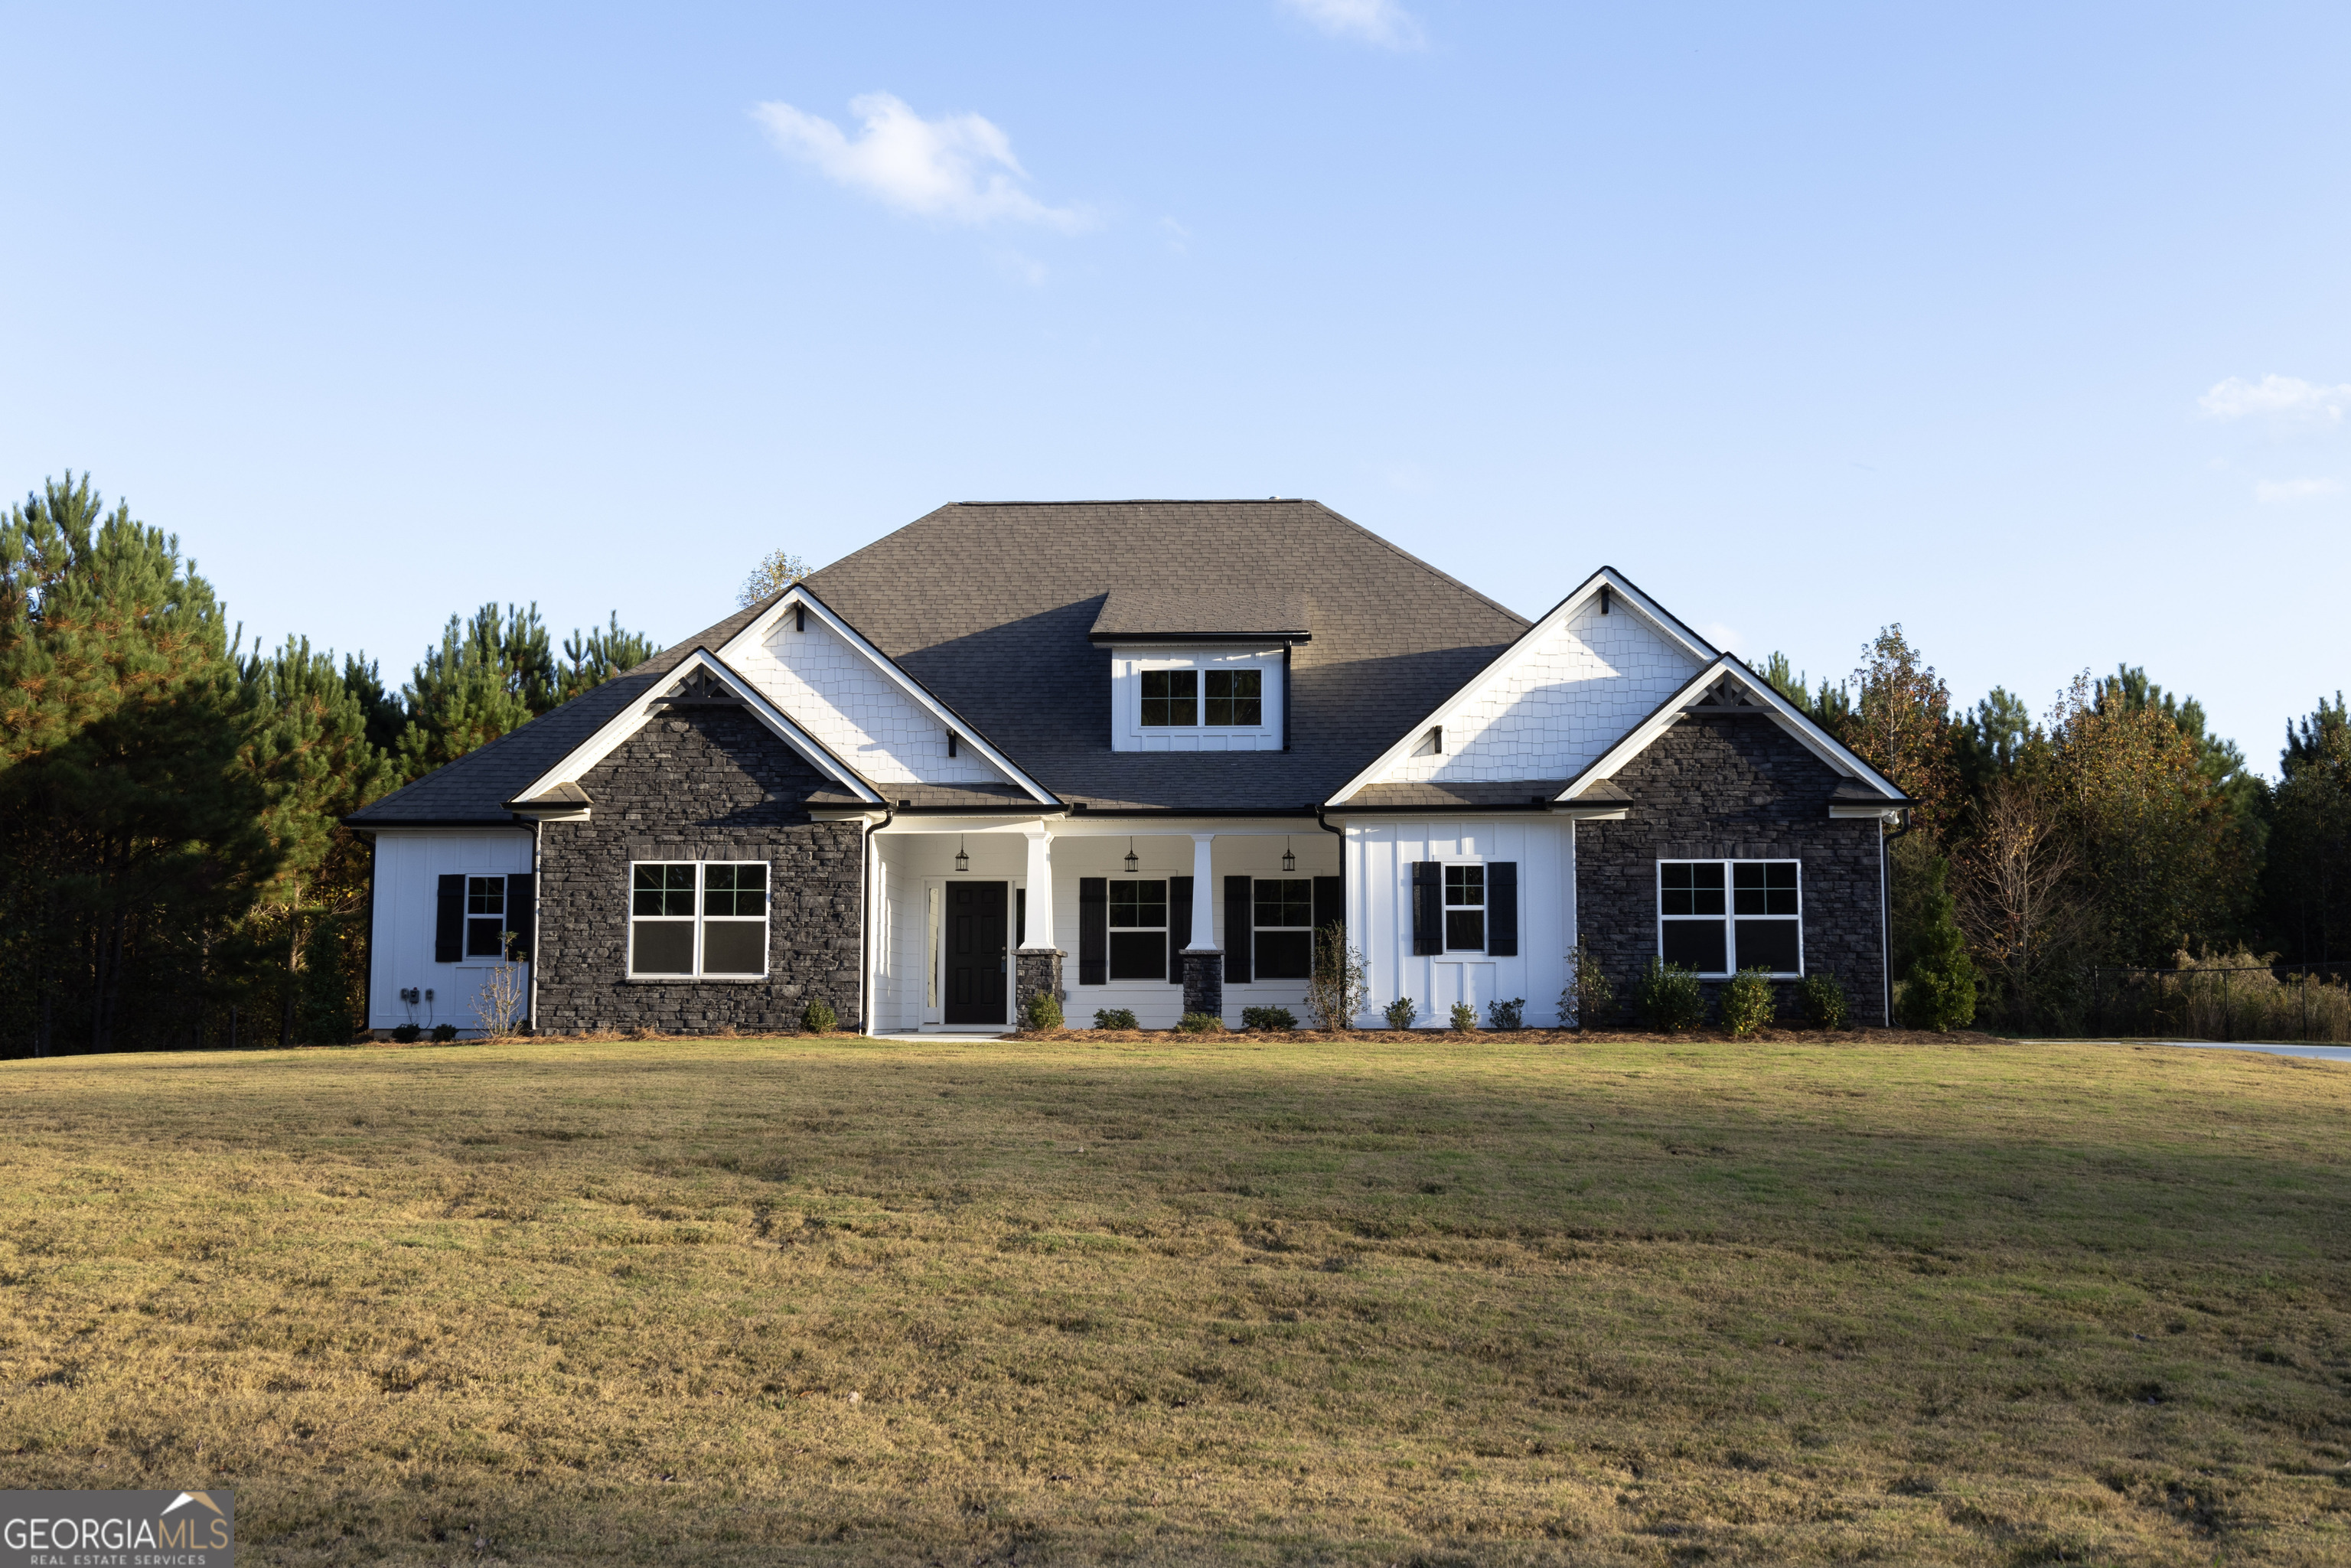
[753,93,1091,232]
[1280,0,1425,51]
[2254,477,2342,504]
[2198,374,2350,422]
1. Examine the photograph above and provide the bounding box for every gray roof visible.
[351,500,1528,825]
[1087,588,1312,644]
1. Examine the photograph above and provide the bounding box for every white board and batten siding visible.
[367,827,534,1033]
[1345,818,1576,1029]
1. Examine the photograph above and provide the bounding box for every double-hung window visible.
[1252,878,1314,979]
[465,875,508,958]
[1138,668,1264,727]
[1658,859,1801,976]
[1444,864,1485,952]
[630,861,770,978]
[1108,879,1168,980]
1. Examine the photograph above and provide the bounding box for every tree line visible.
[1760,628,2349,1032]
[0,475,655,1057]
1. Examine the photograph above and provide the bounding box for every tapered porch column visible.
[1013,823,1064,1023]
[1179,831,1223,1019]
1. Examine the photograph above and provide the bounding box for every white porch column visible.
[1185,832,1218,951]
[1020,823,1055,947]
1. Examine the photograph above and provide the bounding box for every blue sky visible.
[4,2,2345,772]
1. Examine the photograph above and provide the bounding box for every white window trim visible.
[1443,862,1489,954]
[1114,647,1284,747]
[1655,858,1803,979]
[626,859,772,981]
[1250,875,1316,980]
[1107,876,1173,983]
[452,872,518,968]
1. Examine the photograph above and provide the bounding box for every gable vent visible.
[1410,724,1443,757]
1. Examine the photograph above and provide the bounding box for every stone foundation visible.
[1180,950,1224,1019]
[1014,948,1065,1025]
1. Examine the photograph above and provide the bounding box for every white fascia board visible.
[1556,657,1908,803]
[510,648,885,806]
[721,584,1059,806]
[1322,566,1717,807]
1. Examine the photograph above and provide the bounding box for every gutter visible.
[1881,808,1911,1027]
[1313,801,1348,1017]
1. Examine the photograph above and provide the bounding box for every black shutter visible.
[1078,878,1107,985]
[1410,862,1442,956]
[1486,861,1518,957]
[504,873,535,963]
[1168,876,1193,983]
[1224,875,1254,984]
[1312,875,1344,974]
[435,874,465,963]
[1016,888,1027,949]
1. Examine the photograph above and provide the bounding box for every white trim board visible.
[719,584,1059,806]
[509,648,885,807]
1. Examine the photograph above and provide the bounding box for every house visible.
[346,501,1909,1036]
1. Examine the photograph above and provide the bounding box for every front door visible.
[943,881,1008,1025]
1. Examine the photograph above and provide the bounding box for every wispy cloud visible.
[753,93,1091,232]
[2254,477,2342,504]
[1280,0,1425,51]
[2199,374,2350,422]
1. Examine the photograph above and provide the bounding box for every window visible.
[1444,863,1485,951]
[1205,669,1262,726]
[1108,879,1168,980]
[630,861,769,977]
[1253,878,1314,979]
[1141,670,1196,726]
[1658,859,1801,976]
[465,875,507,958]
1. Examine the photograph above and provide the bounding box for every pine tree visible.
[558,612,656,705]
[393,602,555,776]
[2263,694,2351,966]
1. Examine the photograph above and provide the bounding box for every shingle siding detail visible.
[1391,595,1701,787]
[1575,714,1887,1026]
[534,709,865,1033]
[729,612,1010,787]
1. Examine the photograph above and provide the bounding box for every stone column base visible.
[1180,950,1224,1019]
[1014,948,1065,1024]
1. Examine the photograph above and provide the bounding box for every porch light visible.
[1283,836,1296,872]
[955,836,969,872]
[1123,837,1139,875]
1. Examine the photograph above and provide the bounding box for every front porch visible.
[864,817,1339,1034]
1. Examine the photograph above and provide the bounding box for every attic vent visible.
[657,667,745,708]
[947,731,960,758]
[793,604,806,633]
[1599,584,1612,614]
[1410,724,1443,757]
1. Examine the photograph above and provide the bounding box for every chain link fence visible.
[2089,962,2351,1043]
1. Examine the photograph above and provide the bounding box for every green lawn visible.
[1,1032,2346,1564]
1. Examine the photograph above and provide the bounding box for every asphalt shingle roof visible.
[351,500,1530,825]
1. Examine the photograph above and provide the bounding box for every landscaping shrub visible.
[1799,970,1850,1030]
[1022,990,1064,1030]
[1240,1006,1296,1032]
[1638,958,1706,1032]
[1561,943,1615,1029]
[390,1023,421,1044]
[1305,923,1369,1031]
[1721,967,1775,1037]
[1449,1002,1477,1032]
[1486,997,1526,1030]
[1176,1012,1225,1034]
[801,999,837,1034]
[430,1023,458,1043]
[1383,997,1419,1031]
[1091,1008,1140,1031]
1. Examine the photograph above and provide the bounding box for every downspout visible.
[1313,799,1348,1019]
[860,804,896,1036]
[362,833,378,1042]
[529,818,543,1034]
[1880,807,1911,1027]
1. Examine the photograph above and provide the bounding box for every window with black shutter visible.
[1078,878,1108,984]
[1485,862,1518,957]
[1410,862,1442,956]
[1224,875,1254,984]
[1251,878,1313,980]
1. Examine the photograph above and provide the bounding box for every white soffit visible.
[722,585,1058,805]
[510,648,885,806]
[1324,566,1717,806]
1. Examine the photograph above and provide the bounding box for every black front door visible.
[944,881,1008,1025]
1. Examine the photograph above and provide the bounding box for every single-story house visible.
[345,500,1908,1035]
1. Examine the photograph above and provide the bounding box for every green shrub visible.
[1449,1001,1477,1032]
[1486,997,1526,1030]
[1798,970,1850,1031]
[1560,944,1615,1030]
[801,998,837,1034]
[1176,1012,1225,1034]
[1092,1008,1140,1031]
[1022,990,1065,1030]
[1893,839,1978,1032]
[1899,947,1978,1032]
[390,1023,422,1044]
[430,1023,458,1043]
[1638,958,1706,1032]
[1383,997,1419,1031]
[1721,967,1775,1037]
[1240,1006,1296,1032]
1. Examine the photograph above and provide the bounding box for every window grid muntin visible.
[1443,862,1485,952]
[1140,670,1197,728]
[1127,654,1280,738]
[628,860,771,979]
[1656,859,1802,976]
[1253,876,1314,980]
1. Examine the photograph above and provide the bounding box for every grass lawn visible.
[1,1032,2346,1565]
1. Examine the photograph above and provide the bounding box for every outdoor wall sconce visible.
[1123,837,1139,874]
[955,836,970,872]
[1283,836,1296,872]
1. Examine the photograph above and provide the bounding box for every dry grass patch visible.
[0,1034,2346,1564]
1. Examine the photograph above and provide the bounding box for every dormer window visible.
[1141,668,1263,728]
[1141,670,1195,726]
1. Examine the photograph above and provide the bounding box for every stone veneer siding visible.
[1575,712,1888,1026]
[534,708,865,1033]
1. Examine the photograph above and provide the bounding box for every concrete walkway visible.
[2078,1038,2351,1063]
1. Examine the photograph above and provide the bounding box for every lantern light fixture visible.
[1282,836,1296,872]
[954,836,969,872]
[1123,837,1140,875]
